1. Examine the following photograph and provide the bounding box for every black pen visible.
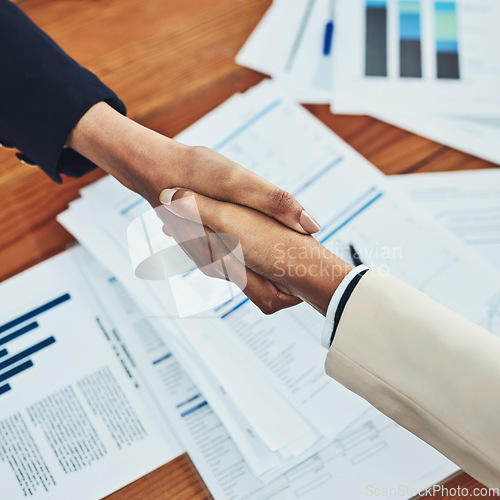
[349,243,364,266]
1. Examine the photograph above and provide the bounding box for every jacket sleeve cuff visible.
[321,265,369,349]
[0,0,127,183]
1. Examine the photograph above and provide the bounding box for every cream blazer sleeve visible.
[325,268,500,489]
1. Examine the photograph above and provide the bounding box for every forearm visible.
[66,102,187,205]
[277,241,353,316]
[162,190,352,315]
[0,0,126,181]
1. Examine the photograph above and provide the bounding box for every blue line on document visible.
[152,353,172,365]
[180,400,208,418]
[220,298,249,319]
[0,349,7,359]
[0,360,34,383]
[0,337,55,372]
[213,99,282,151]
[0,293,71,335]
[320,192,383,243]
[176,394,201,408]
[0,322,39,347]
[0,384,11,396]
[219,189,382,319]
[181,267,198,279]
[316,186,378,241]
[214,298,234,313]
[292,156,344,197]
[120,197,146,215]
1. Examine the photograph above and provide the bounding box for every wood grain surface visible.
[1,0,498,498]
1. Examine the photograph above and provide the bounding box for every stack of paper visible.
[0,246,184,500]
[390,169,500,268]
[237,0,500,165]
[237,0,336,103]
[54,81,500,498]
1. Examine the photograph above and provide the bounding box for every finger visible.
[156,206,243,282]
[157,204,302,314]
[217,245,302,314]
[159,188,289,275]
[167,147,321,234]
[159,188,252,264]
[159,188,200,223]
[155,205,216,272]
[240,269,302,315]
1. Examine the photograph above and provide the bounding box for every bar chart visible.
[364,0,460,80]
[435,1,460,79]
[0,293,69,396]
[365,0,388,76]
[399,0,422,77]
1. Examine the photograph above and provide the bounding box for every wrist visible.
[66,102,185,205]
[300,258,353,316]
[271,237,352,316]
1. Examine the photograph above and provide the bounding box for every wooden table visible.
[1,0,498,498]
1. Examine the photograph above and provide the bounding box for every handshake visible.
[153,157,353,318]
[68,102,353,317]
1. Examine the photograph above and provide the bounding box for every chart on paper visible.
[333,0,500,116]
[0,295,70,397]
[365,0,460,79]
[0,250,182,500]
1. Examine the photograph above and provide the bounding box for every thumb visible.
[172,146,321,234]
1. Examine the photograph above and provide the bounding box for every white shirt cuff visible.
[321,265,369,349]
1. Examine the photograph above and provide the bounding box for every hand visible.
[155,205,303,314]
[66,102,321,235]
[160,189,354,316]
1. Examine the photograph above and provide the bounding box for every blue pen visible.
[323,0,335,56]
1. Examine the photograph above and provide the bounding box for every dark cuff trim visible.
[329,269,369,347]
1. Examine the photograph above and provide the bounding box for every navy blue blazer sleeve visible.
[0,0,127,182]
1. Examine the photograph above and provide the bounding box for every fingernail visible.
[300,210,321,233]
[159,188,178,206]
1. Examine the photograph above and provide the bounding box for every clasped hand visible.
[67,102,352,314]
[158,189,353,316]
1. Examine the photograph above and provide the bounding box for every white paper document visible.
[60,183,370,482]
[373,112,500,166]
[57,81,500,497]
[237,1,500,163]
[390,169,500,267]
[332,0,500,117]
[77,243,459,499]
[237,0,336,103]
[0,247,183,500]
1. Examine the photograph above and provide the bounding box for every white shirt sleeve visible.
[321,265,369,349]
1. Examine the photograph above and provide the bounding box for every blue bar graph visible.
[0,321,38,347]
[0,360,34,383]
[435,1,460,79]
[0,293,70,334]
[0,384,11,395]
[399,0,422,77]
[180,400,208,418]
[152,353,172,365]
[365,0,388,76]
[0,337,55,372]
[176,394,201,408]
[0,294,68,397]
